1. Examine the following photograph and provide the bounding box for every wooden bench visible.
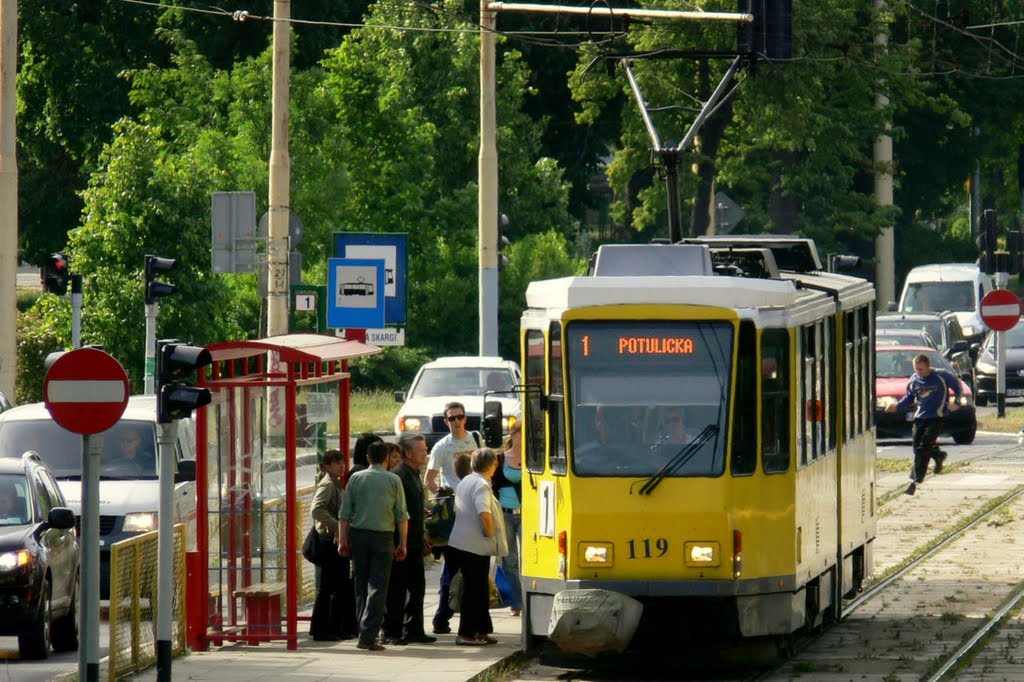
[233,581,286,643]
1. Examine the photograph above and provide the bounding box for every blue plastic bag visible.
[494,565,515,607]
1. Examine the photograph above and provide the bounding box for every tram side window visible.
[731,321,757,476]
[862,305,874,428]
[844,311,854,441]
[826,316,836,450]
[800,325,817,465]
[549,324,567,475]
[525,329,546,474]
[761,329,790,473]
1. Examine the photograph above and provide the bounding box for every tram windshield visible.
[566,321,732,477]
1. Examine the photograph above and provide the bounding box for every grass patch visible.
[876,457,911,472]
[350,389,398,434]
[977,408,1024,433]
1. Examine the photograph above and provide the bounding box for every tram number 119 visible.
[627,537,668,559]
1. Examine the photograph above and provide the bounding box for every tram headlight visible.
[684,542,719,567]
[876,396,898,411]
[578,543,613,567]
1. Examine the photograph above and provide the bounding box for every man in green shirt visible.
[338,442,409,651]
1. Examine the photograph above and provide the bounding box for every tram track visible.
[759,453,1024,681]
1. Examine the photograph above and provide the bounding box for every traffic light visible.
[145,255,178,305]
[1009,228,1024,275]
[977,210,997,275]
[156,339,212,423]
[497,213,510,271]
[738,0,793,61]
[43,253,70,295]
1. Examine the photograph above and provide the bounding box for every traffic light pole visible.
[71,274,83,349]
[156,420,177,681]
[79,433,101,682]
[145,303,157,394]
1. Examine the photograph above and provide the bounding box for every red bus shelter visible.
[185,333,381,651]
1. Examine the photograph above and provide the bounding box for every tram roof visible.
[525,275,821,311]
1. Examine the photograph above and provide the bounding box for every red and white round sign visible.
[44,348,130,435]
[981,288,1023,332]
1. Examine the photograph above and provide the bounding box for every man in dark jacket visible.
[381,434,437,644]
[887,352,962,495]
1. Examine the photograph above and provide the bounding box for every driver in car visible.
[0,481,23,524]
[110,430,152,474]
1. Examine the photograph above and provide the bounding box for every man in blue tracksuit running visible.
[886,352,962,495]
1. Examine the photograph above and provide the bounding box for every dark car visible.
[875,345,977,444]
[876,328,938,348]
[0,452,79,659]
[876,311,978,391]
[973,319,1024,406]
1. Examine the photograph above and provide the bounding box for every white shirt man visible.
[425,402,479,493]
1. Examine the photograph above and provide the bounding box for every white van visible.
[898,263,994,342]
[0,395,197,597]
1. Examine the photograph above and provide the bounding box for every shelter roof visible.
[204,333,382,364]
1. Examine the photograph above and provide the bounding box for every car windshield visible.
[409,367,514,398]
[995,322,1024,349]
[0,419,158,479]
[0,473,31,525]
[903,281,974,313]
[876,348,954,379]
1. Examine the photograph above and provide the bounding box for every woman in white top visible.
[447,448,504,645]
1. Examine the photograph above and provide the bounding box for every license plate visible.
[1008,389,1024,397]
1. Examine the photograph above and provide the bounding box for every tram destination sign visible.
[569,321,732,363]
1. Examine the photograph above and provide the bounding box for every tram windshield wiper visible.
[638,424,719,496]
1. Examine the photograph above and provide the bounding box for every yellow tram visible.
[508,238,876,652]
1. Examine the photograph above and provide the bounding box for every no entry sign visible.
[981,288,1023,332]
[44,348,130,435]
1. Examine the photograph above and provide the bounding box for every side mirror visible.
[48,507,76,530]
[482,400,504,448]
[393,390,406,403]
[950,339,969,354]
[887,301,898,312]
[175,458,197,483]
[969,342,981,360]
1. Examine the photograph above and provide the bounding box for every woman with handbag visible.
[447,448,508,646]
[309,449,358,641]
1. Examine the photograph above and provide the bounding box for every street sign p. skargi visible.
[44,347,130,434]
[981,289,1022,332]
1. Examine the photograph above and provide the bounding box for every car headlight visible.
[976,359,996,374]
[876,396,899,410]
[502,415,518,432]
[123,512,158,533]
[959,395,970,405]
[398,416,429,432]
[0,549,30,572]
[962,325,976,338]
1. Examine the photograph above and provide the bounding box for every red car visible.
[875,344,977,444]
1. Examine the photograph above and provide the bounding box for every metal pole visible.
[0,0,17,405]
[71,274,83,349]
[145,302,157,394]
[479,0,499,356]
[663,152,682,242]
[997,272,1008,417]
[79,433,101,682]
[873,0,895,311]
[267,0,291,336]
[156,420,177,680]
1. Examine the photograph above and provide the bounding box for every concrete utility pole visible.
[479,0,499,357]
[267,0,291,337]
[873,0,895,310]
[0,0,17,403]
